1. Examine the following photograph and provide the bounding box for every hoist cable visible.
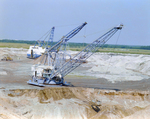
[104,30,122,78]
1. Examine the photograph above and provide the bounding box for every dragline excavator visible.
[27,22,87,86]
[27,26,55,59]
[38,22,87,67]
[27,23,123,87]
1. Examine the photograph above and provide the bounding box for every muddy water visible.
[0,87,150,119]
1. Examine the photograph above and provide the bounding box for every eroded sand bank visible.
[0,88,150,119]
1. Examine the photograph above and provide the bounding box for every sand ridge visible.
[0,87,150,119]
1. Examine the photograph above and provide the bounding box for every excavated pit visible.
[1,48,150,119]
[0,87,150,119]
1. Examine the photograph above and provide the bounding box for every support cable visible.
[104,30,122,78]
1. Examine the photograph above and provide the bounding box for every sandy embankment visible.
[72,52,150,83]
[0,48,150,119]
[0,87,150,119]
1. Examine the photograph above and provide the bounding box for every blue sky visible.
[0,0,149,45]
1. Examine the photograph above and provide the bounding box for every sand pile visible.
[0,87,150,119]
[71,53,150,83]
[0,48,27,60]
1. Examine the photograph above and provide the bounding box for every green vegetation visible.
[0,39,36,45]
[0,39,150,55]
[97,48,150,55]
[0,43,30,49]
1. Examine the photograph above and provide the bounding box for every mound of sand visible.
[0,87,150,119]
[71,53,150,83]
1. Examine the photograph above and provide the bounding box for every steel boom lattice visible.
[48,22,87,52]
[50,24,123,79]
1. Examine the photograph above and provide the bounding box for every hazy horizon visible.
[0,0,149,46]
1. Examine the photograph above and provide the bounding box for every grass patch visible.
[98,48,150,55]
[70,47,150,55]
[0,42,150,55]
[0,43,30,49]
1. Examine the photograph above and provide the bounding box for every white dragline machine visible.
[27,22,123,86]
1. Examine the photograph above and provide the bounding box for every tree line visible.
[0,39,150,50]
